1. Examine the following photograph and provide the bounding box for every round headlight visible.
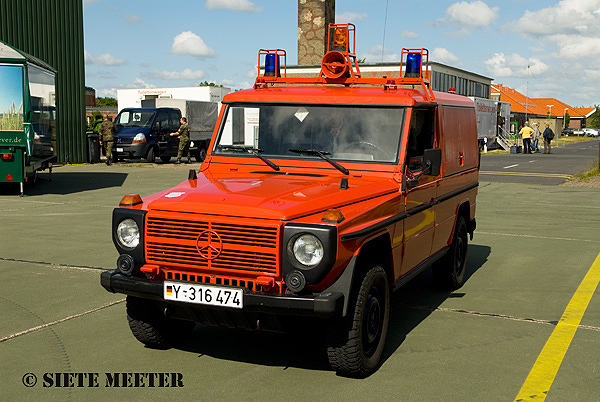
[293,234,324,267]
[116,219,140,249]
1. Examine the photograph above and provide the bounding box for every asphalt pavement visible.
[480,138,600,185]
[1,149,599,402]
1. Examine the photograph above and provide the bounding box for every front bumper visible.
[100,270,344,319]
[114,142,148,158]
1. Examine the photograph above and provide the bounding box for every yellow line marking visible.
[480,171,572,179]
[514,251,600,401]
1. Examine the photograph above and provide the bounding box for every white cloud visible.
[144,69,206,80]
[171,31,216,58]
[431,48,462,66]
[123,14,142,24]
[436,1,499,35]
[85,50,126,66]
[484,52,549,78]
[335,12,368,22]
[401,31,418,39]
[205,0,262,12]
[514,0,600,36]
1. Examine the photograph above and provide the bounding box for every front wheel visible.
[326,266,390,377]
[433,215,468,289]
[126,296,193,348]
[145,147,156,163]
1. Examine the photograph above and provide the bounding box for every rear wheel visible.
[433,215,468,289]
[326,266,389,377]
[126,296,193,348]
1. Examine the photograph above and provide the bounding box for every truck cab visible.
[101,24,479,377]
[113,107,181,163]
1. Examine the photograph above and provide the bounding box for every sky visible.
[83,0,600,108]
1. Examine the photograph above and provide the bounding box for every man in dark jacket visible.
[542,124,554,154]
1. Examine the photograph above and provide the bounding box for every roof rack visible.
[254,24,436,102]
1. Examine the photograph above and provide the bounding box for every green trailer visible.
[0,40,57,195]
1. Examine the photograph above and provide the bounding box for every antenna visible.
[381,0,389,62]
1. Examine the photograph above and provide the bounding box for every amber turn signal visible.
[322,208,345,223]
[119,194,143,207]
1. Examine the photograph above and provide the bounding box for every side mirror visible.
[422,148,441,176]
[406,148,442,188]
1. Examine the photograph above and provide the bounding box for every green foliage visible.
[198,81,223,87]
[586,105,600,128]
[357,57,367,64]
[564,110,570,128]
[96,97,117,107]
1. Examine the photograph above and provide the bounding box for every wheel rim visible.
[363,288,382,355]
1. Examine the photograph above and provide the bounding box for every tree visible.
[586,105,600,128]
[198,81,223,87]
[96,97,117,107]
[564,110,570,129]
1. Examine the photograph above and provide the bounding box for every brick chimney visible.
[298,0,335,65]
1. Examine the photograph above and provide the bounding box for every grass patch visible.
[569,163,600,182]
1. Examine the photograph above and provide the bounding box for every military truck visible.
[101,24,479,376]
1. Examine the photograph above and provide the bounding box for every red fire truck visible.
[101,24,479,377]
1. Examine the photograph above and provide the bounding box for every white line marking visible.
[504,164,519,169]
[0,299,125,343]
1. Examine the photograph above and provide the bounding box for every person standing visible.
[543,124,554,154]
[531,123,540,153]
[99,114,116,165]
[519,121,534,154]
[170,117,191,164]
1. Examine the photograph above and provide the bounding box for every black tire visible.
[145,147,156,163]
[433,215,468,289]
[126,296,193,348]
[160,155,171,163]
[326,266,390,377]
[195,148,206,162]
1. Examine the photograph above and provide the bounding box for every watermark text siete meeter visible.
[22,372,184,388]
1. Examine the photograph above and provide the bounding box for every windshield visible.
[116,110,156,128]
[214,104,405,163]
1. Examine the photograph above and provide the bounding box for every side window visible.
[156,111,169,132]
[406,108,435,172]
[169,111,181,131]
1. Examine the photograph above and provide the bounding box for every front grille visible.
[145,214,280,276]
[164,270,260,292]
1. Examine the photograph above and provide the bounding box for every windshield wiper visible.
[288,149,349,175]
[219,145,280,171]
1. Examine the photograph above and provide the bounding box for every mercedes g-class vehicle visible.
[101,24,479,377]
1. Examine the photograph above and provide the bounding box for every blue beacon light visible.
[405,52,422,78]
[264,54,280,77]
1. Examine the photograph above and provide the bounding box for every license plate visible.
[116,147,123,152]
[164,281,243,308]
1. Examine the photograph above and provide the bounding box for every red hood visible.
[146,171,398,221]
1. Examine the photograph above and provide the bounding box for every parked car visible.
[561,128,574,136]
[572,128,585,136]
[582,128,600,137]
